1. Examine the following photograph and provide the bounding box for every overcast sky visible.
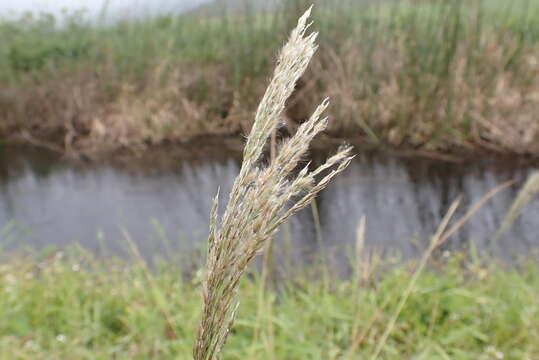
[0,0,212,20]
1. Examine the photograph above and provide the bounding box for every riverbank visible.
[0,249,537,359]
[1,0,539,158]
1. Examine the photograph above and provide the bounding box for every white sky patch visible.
[0,0,212,21]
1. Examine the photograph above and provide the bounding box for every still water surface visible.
[0,145,538,261]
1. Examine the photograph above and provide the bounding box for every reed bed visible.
[1,0,539,156]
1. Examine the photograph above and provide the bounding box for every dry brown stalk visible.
[495,171,539,241]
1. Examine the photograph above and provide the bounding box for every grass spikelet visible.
[193,7,353,360]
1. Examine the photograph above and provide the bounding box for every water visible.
[0,145,538,262]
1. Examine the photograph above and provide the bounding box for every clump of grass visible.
[0,247,538,359]
[193,7,352,360]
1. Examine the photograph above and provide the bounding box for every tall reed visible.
[2,0,539,156]
[192,7,352,360]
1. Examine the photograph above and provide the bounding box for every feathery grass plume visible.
[495,171,539,241]
[193,7,353,360]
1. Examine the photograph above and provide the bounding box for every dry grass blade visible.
[354,216,366,278]
[494,172,539,241]
[439,180,516,244]
[193,7,353,360]
[369,199,462,360]
[355,216,366,257]
[370,179,514,359]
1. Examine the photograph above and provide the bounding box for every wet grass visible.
[0,249,538,359]
[0,0,539,156]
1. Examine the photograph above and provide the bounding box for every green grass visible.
[1,0,537,82]
[0,249,537,359]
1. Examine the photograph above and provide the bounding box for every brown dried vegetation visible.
[1,1,539,157]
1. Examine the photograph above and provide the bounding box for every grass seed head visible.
[193,6,353,360]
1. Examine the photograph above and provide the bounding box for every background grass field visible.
[1,0,538,156]
[1,248,538,359]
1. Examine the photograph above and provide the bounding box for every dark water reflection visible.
[0,145,538,262]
